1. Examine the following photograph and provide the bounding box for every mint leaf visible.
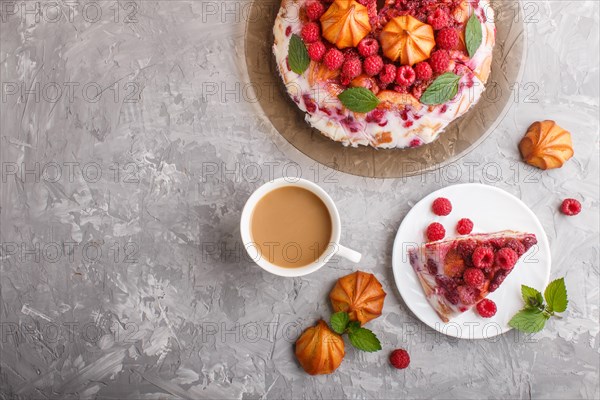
[509,308,549,333]
[330,312,350,334]
[348,327,382,352]
[338,87,380,113]
[465,13,482,58]
[521,285,544,309]
[288,34,310,75]
[544,278,568,313]
[420,73,461,105]
[346,320,361,334]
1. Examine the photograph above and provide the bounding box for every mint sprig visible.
[465,12,483,58]
[419,72,461,105]
[330,311,350,334]
[338,87,380,113]
[509,278,568,333]
[288,34,310,75]
[329,311,382,352]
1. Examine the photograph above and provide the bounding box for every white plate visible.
[392,183,551,340]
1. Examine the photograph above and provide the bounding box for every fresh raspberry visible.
[457,239,477,260]
[560,198,582,216]
[505,239,526,256]
[445,288,460,305]
[323,48,344,70]
[414,62,433,80]
[472,246,494,269]
[463,268,485,288]
[457,285,480,305]
[305,1,325,21]
[363,55,383,76]
[301,22,320,43]
[456,218,474,235]
[342,47,360,60]
[436,28,459,50]
[389,349,410,369]
[396,65,416,86]
[427,8,450,30]
[429,50,450,73]
[394,85,408,93]
[432,197,452,216]
[495,247,518,270]
[488,238,506,249]
[476,299,497,318]
[379,64,397,85]
[358,37,379,57]
[307,41,326,62]
[426,222,445,242]
[342,57,362,79]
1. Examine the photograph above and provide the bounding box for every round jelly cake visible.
[273,0,495,148]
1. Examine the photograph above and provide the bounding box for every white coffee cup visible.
[240,177,362,277]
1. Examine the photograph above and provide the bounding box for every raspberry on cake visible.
[324,48,344,70]
[308,41,326,61]
[363,55,384,76]
[414,61,433,80]
[396,65,416,87]
[273,0,496,148]
[408,231,537,322]
[358,37,379,57]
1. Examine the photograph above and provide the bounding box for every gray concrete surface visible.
[0,1,598,399]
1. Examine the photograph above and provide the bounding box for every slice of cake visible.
[409,231,537,322]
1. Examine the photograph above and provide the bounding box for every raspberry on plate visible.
[323,48,344,70]
[560,198,582,216]
[432,197,452,216]
[505,238,526,256]
[358,37,379,57]
[426,222,445,242]
[456,239,477,260]
[305,1,325,21]
[456,218,474,235]
[472,246,494,269]
[436,28,459,50]
[476,298,497,318]
[301,22,320,43]
[363,55,383,76]
[495,247,518,270]
[389,349,410,369]
[414,61,433,80]
[429,50,450,73]
[463,268,485,288]
[395,65,416,87]
[308,41,326,62]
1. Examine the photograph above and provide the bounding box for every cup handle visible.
[336,244,362,263]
